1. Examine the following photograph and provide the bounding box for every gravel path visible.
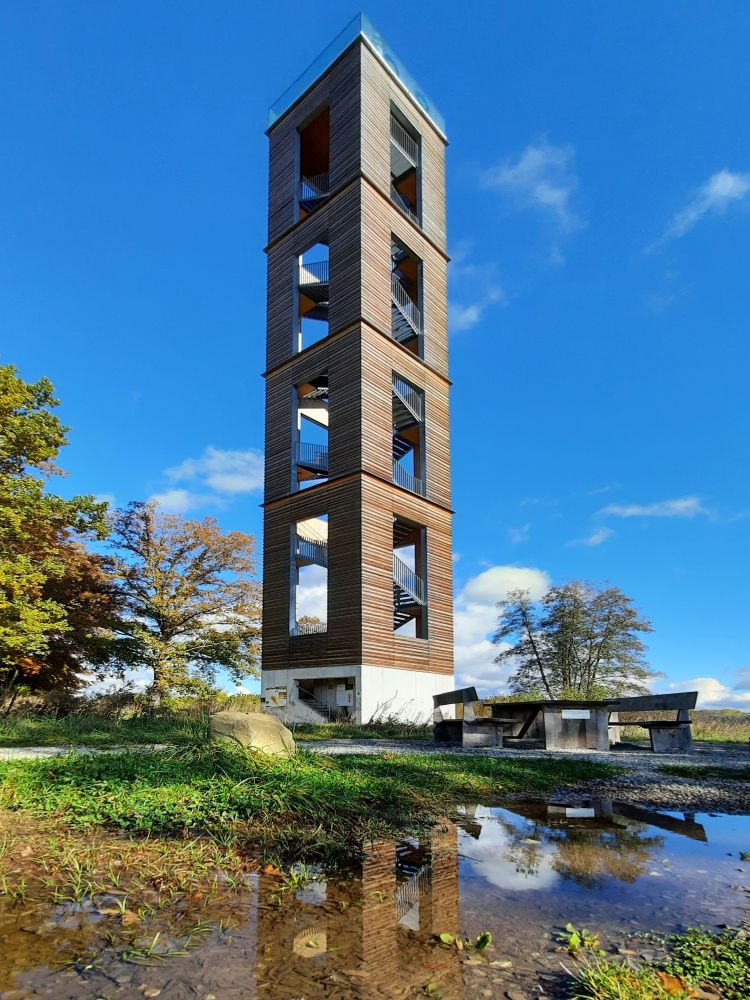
[2,738,748,812]
[0,744,167,761]
[296,737,750,813]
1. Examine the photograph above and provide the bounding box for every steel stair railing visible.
[390,116,419,166]
[297,537,328,568]
[393,552,425,606]
[390,182,419,225]
[299,171,330,204]
[392,375,422,421]
[295,441,329,473]
[393,461,425,497]
[298,259,329,286]
[290,620,327,637]
[391,274,421,337]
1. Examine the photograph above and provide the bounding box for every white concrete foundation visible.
[261,665,453,725]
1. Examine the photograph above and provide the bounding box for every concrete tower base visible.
[261,665,453,726]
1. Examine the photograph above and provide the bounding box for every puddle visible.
[0,800,747,999]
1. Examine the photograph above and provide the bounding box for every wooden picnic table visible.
[487,699,615,751]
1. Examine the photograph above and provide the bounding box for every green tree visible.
[492,581,654,698]
[0,365,108,684]
[111,502,261,702]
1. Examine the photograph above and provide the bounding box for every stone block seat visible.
[432,687,516,748]
[607,692,698,752]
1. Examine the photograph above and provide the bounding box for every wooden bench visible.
[433,687,515,748]
[607,692,698,752]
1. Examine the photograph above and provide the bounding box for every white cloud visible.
[453,565,551,695]
[80,667,152,695]
[167,446,264,495]
[232,682,261,695]
[448,241,506,333]
[600,496,709,519]
[449,302,482,332]
[462,565,550,605]
[653,169,750,247]
[296,563,327,621]
[661,675,750,710]
[461,808,559,891]
[148,489,221,514]
[567,526,614,547]
[483,139,583,232]
[507,524,531,544]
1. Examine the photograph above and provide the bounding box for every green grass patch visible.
[659,763,750,781]
[0,711,210,748]
[571,960,690,999]
[665,927,750,999]
[0,744,622,861]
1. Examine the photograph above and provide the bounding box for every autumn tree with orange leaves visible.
[111,502,262,702]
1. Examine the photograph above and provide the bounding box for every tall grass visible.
[291,716,431,742]
[0,692,262,748]
[0,711,209,748]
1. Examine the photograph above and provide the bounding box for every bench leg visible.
[462,723,503,749]
[650,726,693,752]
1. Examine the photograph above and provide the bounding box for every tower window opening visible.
[291,514,328,636]
[390,108,421,226]
[391,238,423,356]
[297,242,329,352]
[298,106,330,219]
[293,373,329,491]
[392,516,427,637]
[392,373,425,496]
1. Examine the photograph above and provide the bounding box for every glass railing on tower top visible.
[268,13,446,137]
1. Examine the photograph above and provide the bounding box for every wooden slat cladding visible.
[266,183,362,372]
[359,44,447,253]
[267,44,362,245]
[360,181,449,378]
[360,476,454,676]
[262,478,364,671]
[263,37,453,681]
[264,327,363,504]
[360,323,451,510]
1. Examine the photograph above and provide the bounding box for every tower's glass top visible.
[268,12,446,137]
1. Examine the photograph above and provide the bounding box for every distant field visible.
[621,709,750,744]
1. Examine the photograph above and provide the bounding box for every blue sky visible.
[1,2,748,706]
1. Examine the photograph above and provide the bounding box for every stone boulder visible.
[209,711,295,757]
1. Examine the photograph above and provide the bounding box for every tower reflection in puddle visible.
[255,822,462,998]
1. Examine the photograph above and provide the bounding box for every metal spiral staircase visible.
[392,375,424,496]
[391,244,422,351]
[298,171,330,217]
[392,520,426,631]
[298,258,329,324]
[295,377,330,483]
[291,519,328,637]
[390,115,419,225]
